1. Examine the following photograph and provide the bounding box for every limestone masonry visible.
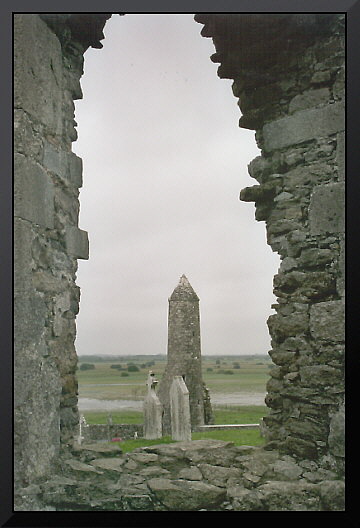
[14,13,345,511]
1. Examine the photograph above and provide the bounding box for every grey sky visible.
[74,14,280,357]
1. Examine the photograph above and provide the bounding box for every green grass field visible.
[110,428,265,453]
[77,355,271,400]
[83,405,268,426]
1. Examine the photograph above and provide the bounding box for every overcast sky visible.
[73,14,280,357]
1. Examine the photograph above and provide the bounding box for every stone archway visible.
[14,13,345,511]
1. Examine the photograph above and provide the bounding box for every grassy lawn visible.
[204,368,268,393]
[213,405,268,424]
[111,428,265,453]
[84,410,144,424]
[83,405,268,425]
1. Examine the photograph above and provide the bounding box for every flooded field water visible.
[78,393,266,412]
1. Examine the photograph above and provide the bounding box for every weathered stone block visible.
[89,458,125,473]
[274,191,294,203]
[43,142,83,188]
[128,452,159,464]
[14,109,43,160]
[139,466,170,479]
[65,226,89,259]
[318,480,345,511]
[288,88,331,114]
[283,436,318,459]
[328,404,345,458]
[61,373,78,398]
[42,142,67,179]
[68,152,83,188]
[268,349,297,366]
[268,203,303,225]
[240,182,276,203]
[271,458,302,480]
[309,182,345,235]
[178,466,203,481]
[281,386,339,406]
[14,354,61,486]
[147,477,226,510]
[142,439,236,467]
[309,301,344,341]
[301,272,336,300]
[65,459,104,474]
[32,271,67,294]
[267,312,309,343]
[198,463,242,487]
[263,102,344,151]
[267,219,302,236]
[299,248,333,268]
[14,154,54,228]
[310,69,331,85]
[60,406,79,428]
[122,495,153,511]
[299,365,342,387]
[266,377,284,393]
[14,14,63,135]
[14,291,47,351]
[227,486,263,510]
[257,480,320,510]
[302,468,337,483]
[14,218,34,292]
[247,155,276,183]
[237,450,279,477]
[287,417,329,442]
[14,344,42,407]
[279,257,298,273]
[54,187,80,226]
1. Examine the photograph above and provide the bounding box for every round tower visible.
[158,275,209,433]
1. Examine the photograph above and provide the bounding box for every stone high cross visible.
[143,371,163,440]
[170,376,192,442]
[146,371,158,393]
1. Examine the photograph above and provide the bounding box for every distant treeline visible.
[78,354,270,363]
[78,354,167,363]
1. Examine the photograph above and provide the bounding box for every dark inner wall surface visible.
[14,13,91,493]
[196,13,345,462]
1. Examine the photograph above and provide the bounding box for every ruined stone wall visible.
[41,439,345,511]
[14,14,90,498]
[81,424,144,443]
[13,13,345,512]
[196,14,345,471]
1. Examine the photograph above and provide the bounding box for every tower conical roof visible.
[169,274,199,301]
